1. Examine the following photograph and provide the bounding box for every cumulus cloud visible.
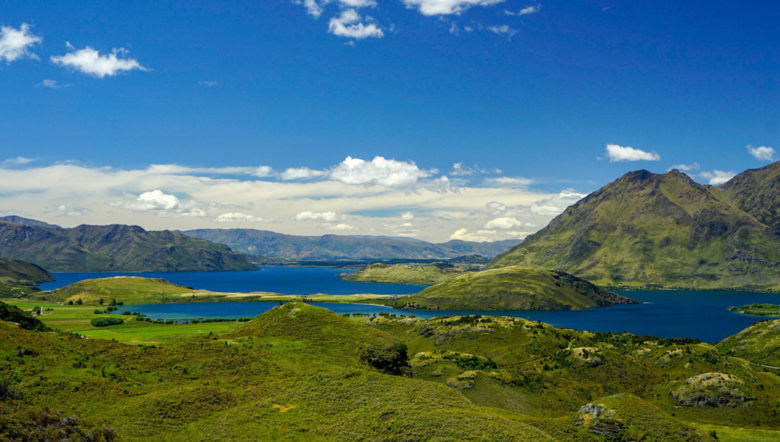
[449,227,498,242]
[214,212,264,223]
[401,211,414,220]
[330,156,430,187]
[57,204,87,217]
[699,170,736,185]
[484,216,531,230]
[402,0,504,16]
[51,44,147,78]
[119,190,205,217]
[746,145,775,161]
[668,162,700,172]
[0,23,41,63]
[605,144,660,162]
[37,79,70,89]
[281,167,326,180]
[294,211,341,222]
[530,188,585,215]
[505,4,541,16]
[328,9,383,39]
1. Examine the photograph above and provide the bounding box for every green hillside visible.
[383,265,636,310]
[35,276,194,305]
[342,263,464,285]
[0,258,54,298]
[491,166,780,290]
[718,318,779,367]
[3,302,779,440]
[0,220,255,272]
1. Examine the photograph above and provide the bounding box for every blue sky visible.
[0,1,777,241]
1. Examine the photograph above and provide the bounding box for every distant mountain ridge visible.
[183,228,520,261]
[490,162,780,290]
[0,220,255,272]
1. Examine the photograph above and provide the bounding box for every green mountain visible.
[718,318,779,367]
[383,265,636,310]
[719,161,780,233]
[183,228,519,260]
[0,220,255,272]
[491,165,780,290]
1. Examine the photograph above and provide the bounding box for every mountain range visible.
[0,220,255,272]
[491,161,780,290]
[183,229,519,261]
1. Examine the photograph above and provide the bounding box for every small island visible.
[730,304,780,317]
[378,265,637,311]
[341,263,466,285]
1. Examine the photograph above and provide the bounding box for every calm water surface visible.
[40,266,426,295]
[41,266,779,342]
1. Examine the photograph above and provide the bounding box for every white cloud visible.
[0,23,41,63]
[51,44,147,78]
[38,79,69,89]
[401,211,414,220]
[281,167,326,180]
[0,161,580,242]
[294,211,341,222]
[505,4,541,16]
[449,228,497,242]
[402,0,504,16]
[668,162,700,172]
[330,156,430,187]
[214,212,264,223]
[134,189,180,211]
[147,164,273,177]
[57,204,87,217]
[484,216,531,230]
[451,162,500,176]
[481,176,533,187]
[327,222,357,231]
[1,156,35,167]
[746,145,775,162]
[605,144,660,162]
[530,188,585,215]
[199,80,218,87]
[699,170,736,185]
[328,9,384,39]
[119,190,205,217]
[487,25,517,38]
[301,0,325,18]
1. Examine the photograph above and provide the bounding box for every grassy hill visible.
[35,276,195,305]
[491,166,780,290]
[718,318,779,367]
[0,219,255,272]
[0,258,54,298]
[3,302,779,440]
[383,265,636,310]
[342,263,464,285]
[184,228,519,260]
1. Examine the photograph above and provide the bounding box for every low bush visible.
[90,317,124,327]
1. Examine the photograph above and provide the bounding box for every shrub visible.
[361,342,411,376]
[90,317,124,327]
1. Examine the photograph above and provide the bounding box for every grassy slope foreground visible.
[491,164,780,290]
[0,303,551,441]
[718,318,780,367]
[3,302,780,440]
[384,265,636,310]
[0,220,255,272]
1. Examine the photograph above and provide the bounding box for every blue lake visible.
[42,266,779,343]
[40,266,427,295]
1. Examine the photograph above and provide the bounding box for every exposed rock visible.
[671,372,755,407]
